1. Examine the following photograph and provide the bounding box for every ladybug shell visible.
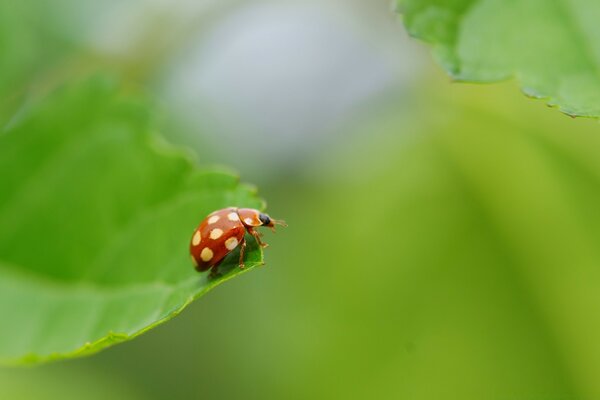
[237,208,263,227]
[190,208,245,272]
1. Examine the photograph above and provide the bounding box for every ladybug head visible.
[259,213,287,232]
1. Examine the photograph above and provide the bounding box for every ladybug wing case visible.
[191,209,246,271]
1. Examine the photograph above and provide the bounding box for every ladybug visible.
[190,207,286,275]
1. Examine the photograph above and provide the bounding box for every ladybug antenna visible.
[270,218,287,232]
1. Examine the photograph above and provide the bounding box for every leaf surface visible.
[398,0,600,117]
[0,78,263,364]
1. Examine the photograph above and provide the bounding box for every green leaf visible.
[397,0,600,117]
[0,77,264,365]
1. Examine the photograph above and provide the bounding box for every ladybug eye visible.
[259,213,271,226]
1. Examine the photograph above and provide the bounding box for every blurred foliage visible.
[0,2,60,93]
[398,0,600,117]
[0,77,263,363]
[241,80,600,400]
[0,1,83,123]
[0,368,143,400]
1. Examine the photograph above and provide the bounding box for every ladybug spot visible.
[208,215,220,224]
[200,247,214,262]
[210,228,224,240]
[228,212,240,221]
[192,231,201,246]
[225,237,239,250]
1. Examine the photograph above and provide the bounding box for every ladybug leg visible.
[248,228,268,248]
[208,265,220,279]
[208,259,224,279]
[238,238,247,269]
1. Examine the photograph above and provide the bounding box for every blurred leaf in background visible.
[0,2,69,123]
[0,2,68,89]
[397,0,600,117]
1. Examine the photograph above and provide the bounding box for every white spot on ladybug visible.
[208,215,220,224]
[228,212,239,221]
[192,230,201,246]
[200,247,214,262]
[244,218,254,225]
[191,255,199,267]
[210,228,224,240]
[225,237,239,250]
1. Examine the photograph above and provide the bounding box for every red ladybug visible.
[190,207,286,275]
